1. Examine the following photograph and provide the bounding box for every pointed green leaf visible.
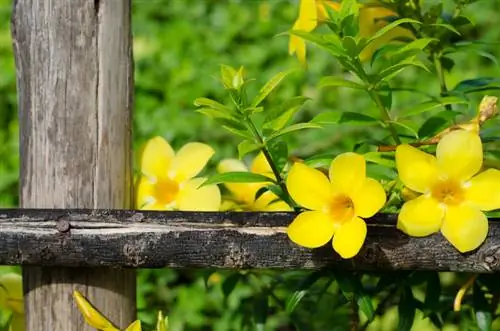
[473,282,492,331]
[196,107,235,120]
[339,112,379,125]
[221,125,254,140]
[363,152,395,168]
[222,273,241,298]
[238,140,261,159]
[310,111,342,125]
[289,30,348,58]
[264,96,310,131]
[319,76,365,90]
[267,140,288,173]
[286,269,331,314]
[399,96,467,118]
[266,123,321,141]
[388,121,419,138]
[365,18,420,45]
[194,98,234,114]
[451,77,500,95]
[374,60,429,85]
[397,286,416,331]
[220,64,238,89]
[202,172,275,187]
[251,71,291,108]
[418,111,459,138]
[423,272,441,316]
[429,23,461,35]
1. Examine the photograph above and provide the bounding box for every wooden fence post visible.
[11,1,136,330]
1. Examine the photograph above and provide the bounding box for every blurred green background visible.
[1,0,500,330]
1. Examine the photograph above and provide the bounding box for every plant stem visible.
[244,115,294,207]
[433,52,452,112]
[368,89,402,145]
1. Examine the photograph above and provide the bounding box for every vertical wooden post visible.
[11,1,136,330]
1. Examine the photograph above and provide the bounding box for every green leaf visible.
[417,111,459,138]
[251,70,292,108]
[202,172,275,187]
[397,286,416,331]
[266,123,321,141]
[222,125,254,140]
[253,293,268,331]
[267,140,288,174]
[399,96,467,118]
[285,269,327,314]
[196,107,235,120]
[365,18,421,45]
[335,272,375,322]
[222,273,241,298]
[429,23,461,35]
[388,121,419,138]
[473,282,492,331]
[374,60,429,85]
[220,64,238,89]
[264,96,310,131]
[216,118,253,140]
[319,76,365,90]
[194,97,233,114]
[363,152,395,168]
[339,112,379,125]
[238,140,261,159]
[303,153,335,169]
[289,30,348,58]
[310,111,342,125]
[423,272,441,315]
[450,77,500,95]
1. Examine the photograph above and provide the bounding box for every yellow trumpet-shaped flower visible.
[135,136,221,211]
[289,0,414,64]
[396,130,500,253]
[217,152,292,211]
[286,153,386,258]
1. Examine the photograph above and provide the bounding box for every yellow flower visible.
[286,153,386,258]
[135,136,221,211]
[396,130,500,253]
[289,0,414,64]
[217,152,292,211]
[289,0,341,65]
[0,273,23,315]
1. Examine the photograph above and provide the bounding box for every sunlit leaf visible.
[264,96,310,131]
[310,111,342,125]
[365,18,421,46]
[202,172,275,186]
[238,140,261,159]
[338,112,379,125]
[374,60,429,85]
[289,30,348,58]
[194,98,233,114]
[319,76,365,90]
[266,123,321,141]
[251,71,292,108]
[267,140,288,173]
[398,96,467,118]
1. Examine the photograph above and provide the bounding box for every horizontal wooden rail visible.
[1,209,499,272]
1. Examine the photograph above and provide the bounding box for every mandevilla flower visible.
[286,153,386,259]
[135,136,221,211]
[396,129,500,253]
[289,0,414,65]
[217,152,292,211]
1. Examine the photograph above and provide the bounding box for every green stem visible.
[244,116,294,208]
[433,52,452,112]
[368,89,402,145]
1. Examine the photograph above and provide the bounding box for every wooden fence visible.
[2,1,499,330]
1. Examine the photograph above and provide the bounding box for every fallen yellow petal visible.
[441,204,488,253]
[465,169,500,211]
[397,195,444,237]
[332,216,367,259]
[286,162,332,211]
[287,211,335,248]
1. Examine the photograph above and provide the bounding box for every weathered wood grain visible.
[1,209,500,273]
[11,0,135,330]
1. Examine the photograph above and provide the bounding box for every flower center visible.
[328,194,355,225]
[154,177,179,205]
[431,178,464,206]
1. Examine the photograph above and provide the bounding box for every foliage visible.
[1,0,500,331]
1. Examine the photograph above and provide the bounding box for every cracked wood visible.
[1,209,500,273]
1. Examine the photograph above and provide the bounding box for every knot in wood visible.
[481,245,500,270]
[56,218,71,233]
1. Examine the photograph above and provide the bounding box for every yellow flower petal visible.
[264,200,294,211]
[289,0,319,65]
[253,191,292,211]
[436,130,483,181]
[465,169,500,211]
[329,152,366,195]
[317,1,340,20]
[138,136,175,179]
[170,143,215,182]
[217,159,248,173]
[124,320,142,331]
[135,177,155,209]
[287,211,335,248]
[332,217,367,259]
[441,204,488,253]
[73,290,119,331]
[286,162,332,210]
[396,144,438,193]
[177,178,221,211]
[350,178,386,218]
[397,195,444,237]
[250,152,274,179]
